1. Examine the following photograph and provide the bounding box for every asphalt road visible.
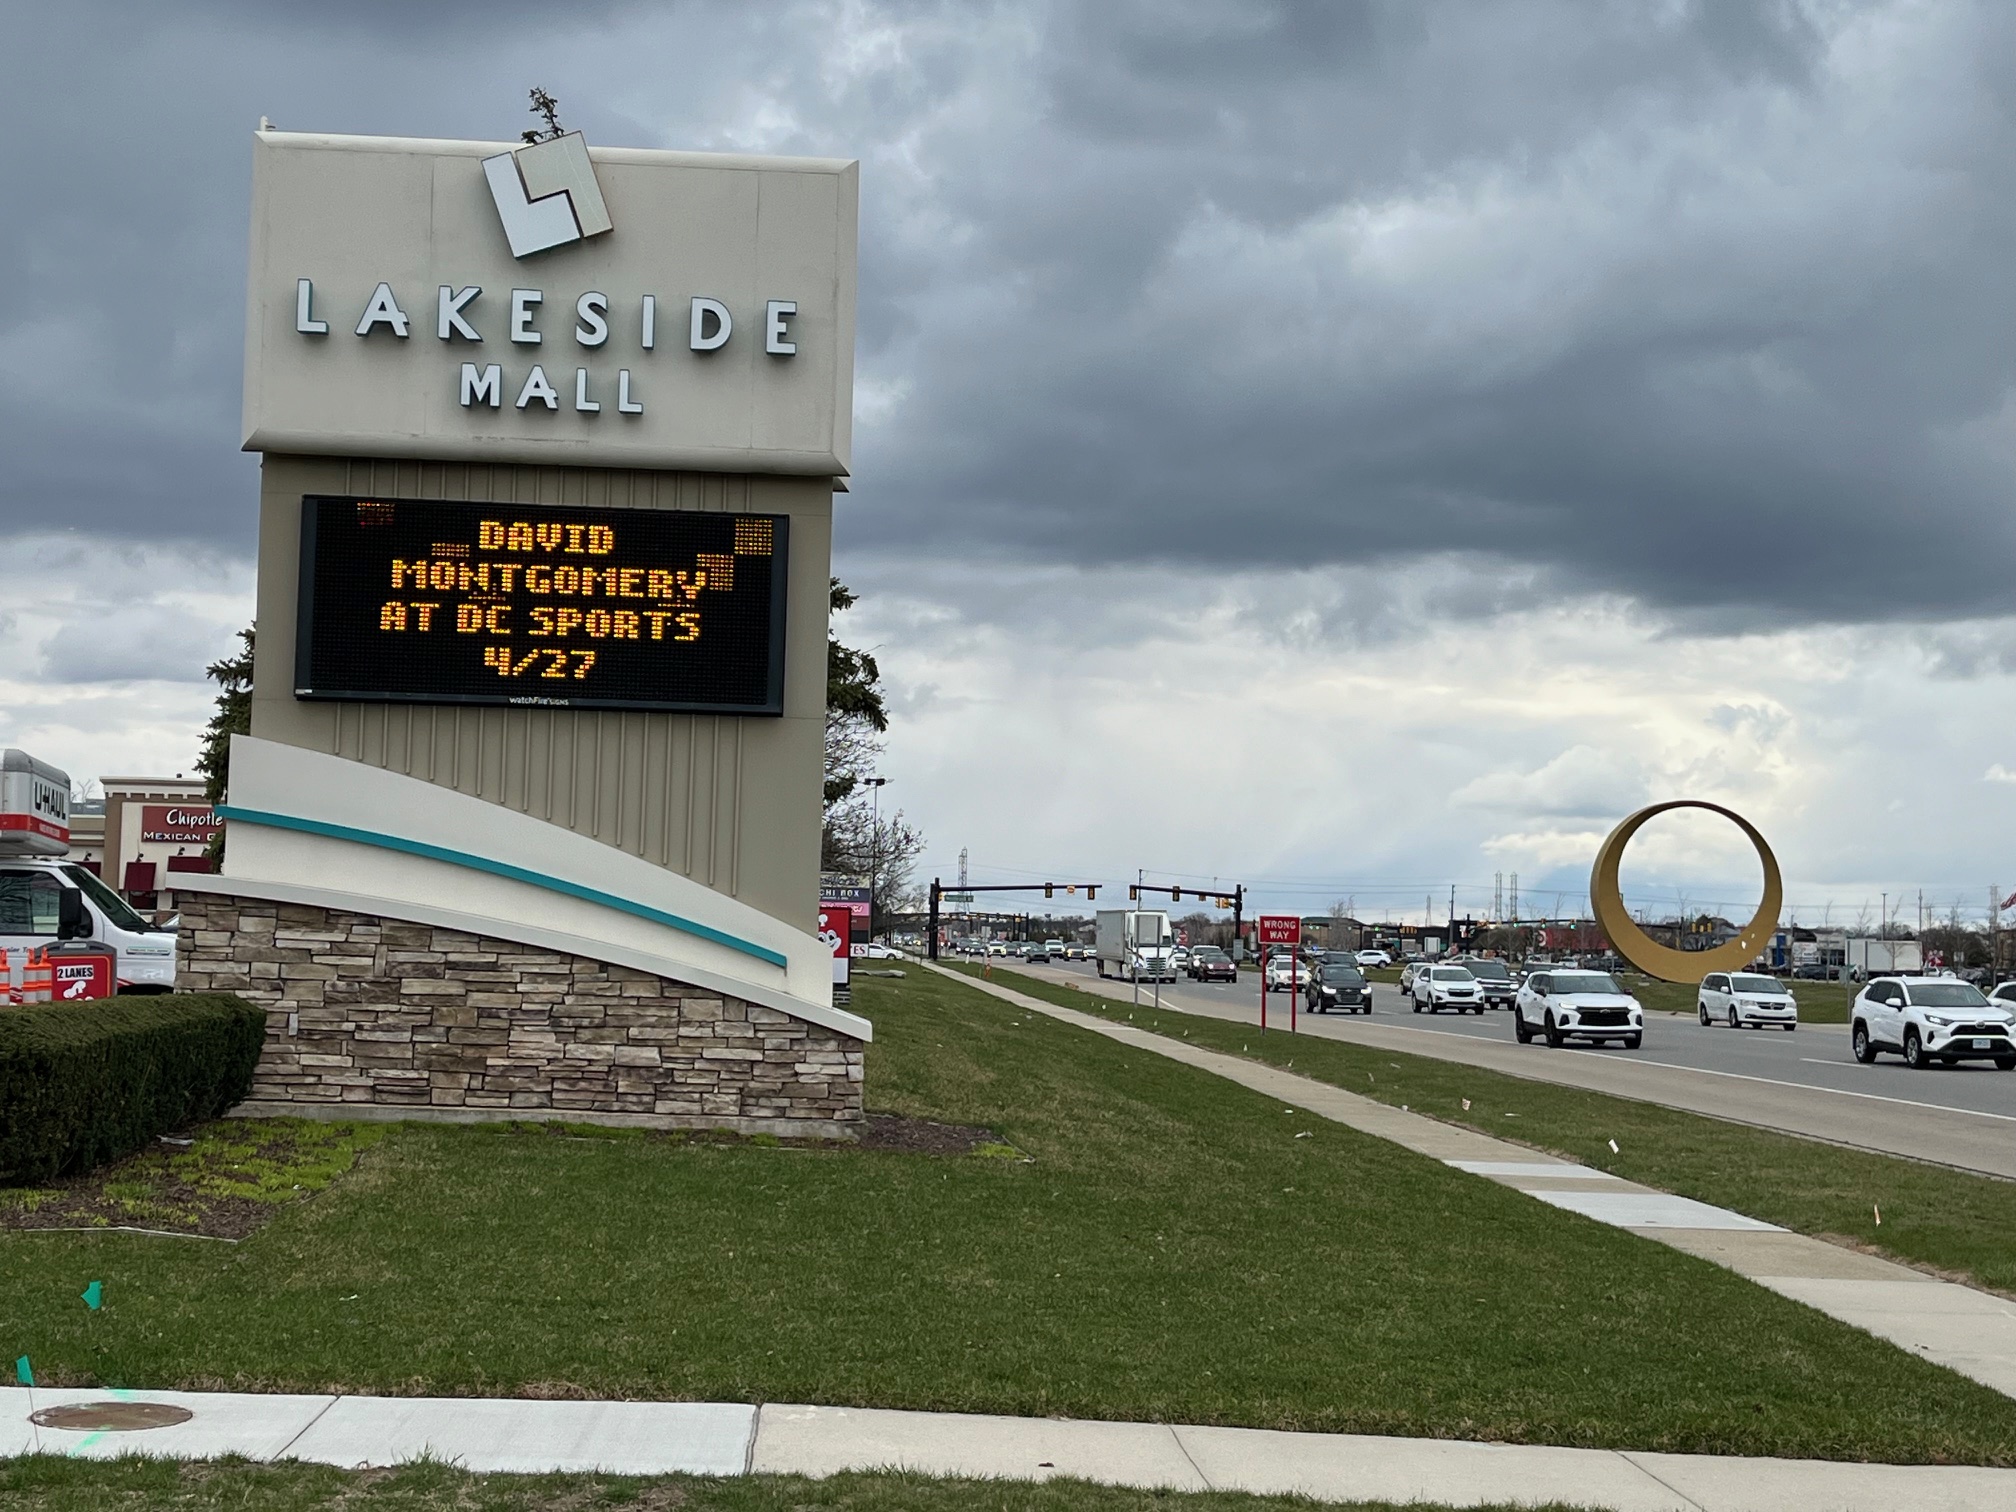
[980,957,2016,1180]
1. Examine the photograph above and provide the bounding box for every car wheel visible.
[1852,1022,1876,1063]
[1786,1023,1796,1032]
[1996,1056,2016,1071]
[1544,1012,1563,1049]
[1625,1034,1642,1049]
[1699,1003,1710,1025]
[1413,999,1422,1013]
[1514,1009,1533,1043]
[1903,1028,1926,1069]
[1728,1005,1740,1030]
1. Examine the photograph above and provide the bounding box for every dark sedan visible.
[1308,954,1372,1014]
[1187,947,1237,982]
[1454,956,1517,1009]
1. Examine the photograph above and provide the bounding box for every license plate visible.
[1971,1038,1990,1050]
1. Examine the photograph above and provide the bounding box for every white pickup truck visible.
[1,748,179,993]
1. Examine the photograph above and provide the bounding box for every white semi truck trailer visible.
[1095,908,1176,983]
[1845,937,1924,979]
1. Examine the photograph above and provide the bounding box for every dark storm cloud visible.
[3,1,2012,627]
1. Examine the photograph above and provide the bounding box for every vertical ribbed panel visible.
[251,456,828,912]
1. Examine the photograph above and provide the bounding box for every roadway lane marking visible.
[1546,1047,2016,1124]
[1311,1017,2016,1125]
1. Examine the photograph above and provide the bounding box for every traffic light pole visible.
[1126,881,1245,956]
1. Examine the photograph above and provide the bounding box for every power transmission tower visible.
[1509,872,1519,923]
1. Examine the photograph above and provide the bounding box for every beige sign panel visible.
[244,130,857,476]
[1589,800,1783,983]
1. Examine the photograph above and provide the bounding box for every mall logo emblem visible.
[481,132,613,259]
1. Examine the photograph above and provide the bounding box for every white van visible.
[0,857,179,993]
[2,749,177,993]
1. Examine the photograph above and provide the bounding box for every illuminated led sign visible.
[294,496,787,714]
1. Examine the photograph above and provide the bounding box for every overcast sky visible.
[4,0,2016,927]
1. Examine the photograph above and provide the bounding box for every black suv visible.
[1308,953,1371,1014]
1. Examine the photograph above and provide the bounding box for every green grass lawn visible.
[967,965,2016,1295]
[6,967,2016,1463]
[0,1457,1581,1512]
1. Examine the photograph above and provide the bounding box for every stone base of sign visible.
[173,892,864,1136]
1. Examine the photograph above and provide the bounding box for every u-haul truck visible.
[1,749,178,993]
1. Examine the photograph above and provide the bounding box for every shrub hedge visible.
[0,993,267,1183]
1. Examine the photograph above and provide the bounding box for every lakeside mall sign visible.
[245,129,857,477]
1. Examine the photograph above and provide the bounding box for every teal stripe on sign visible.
[215,805,788,969]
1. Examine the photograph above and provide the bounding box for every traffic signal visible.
[1044,884,1054,899]
[1086,886,1097,900]
[1129,885,1138,901]
[1172,886,1182,902]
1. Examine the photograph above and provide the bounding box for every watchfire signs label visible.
[1258,915,1301,946]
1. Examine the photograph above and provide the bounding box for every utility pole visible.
[1992,884,2001,979]
[1509,872,1519,924]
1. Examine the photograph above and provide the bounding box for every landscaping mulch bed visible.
[0,1120,383,1241]
[502,1111,1006,1157]
[855,1112,999,1155]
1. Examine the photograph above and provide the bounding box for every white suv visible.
[1412,964,1483,1014]
[1514,968,1644,1049]
[1698,971,1797,1031]
[1851,977,2016,1070]
[1262,953,1305,992]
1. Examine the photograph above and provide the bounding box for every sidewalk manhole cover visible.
[29,1402,193,1431]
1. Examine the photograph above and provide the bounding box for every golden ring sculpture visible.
[1589,800,1782,983]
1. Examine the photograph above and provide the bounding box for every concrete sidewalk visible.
[940,965,2016,1402]
[8,1388,2016,1509]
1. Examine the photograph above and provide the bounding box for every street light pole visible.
[864,777,888,938]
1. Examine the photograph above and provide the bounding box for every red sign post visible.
[1258,914,1302,1032]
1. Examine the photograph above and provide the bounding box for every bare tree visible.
[522,87,566,143]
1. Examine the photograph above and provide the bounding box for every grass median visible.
[0,1458,1583,1512]
[6,966,2016,1462]
[964,963,2016,1295]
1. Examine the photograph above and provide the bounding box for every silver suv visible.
[1851,977,2016,1070]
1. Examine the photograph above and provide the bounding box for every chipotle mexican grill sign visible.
[140,805,221,845]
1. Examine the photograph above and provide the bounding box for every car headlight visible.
[1924,1014,1956,1027]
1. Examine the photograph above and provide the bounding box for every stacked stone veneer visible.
[172,892,862,1135]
